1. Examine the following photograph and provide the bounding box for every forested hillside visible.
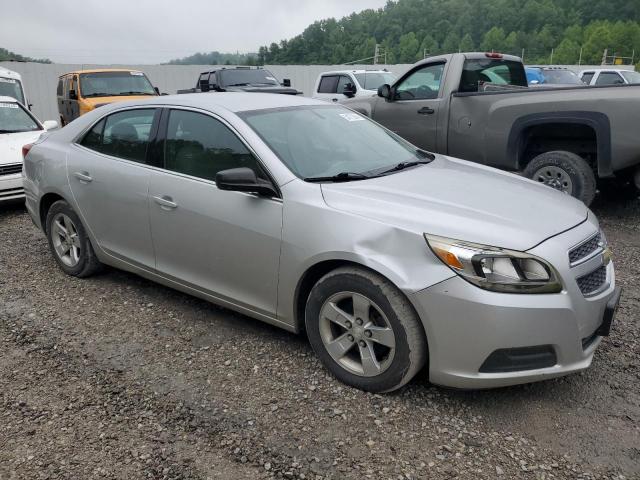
[0,48,51,63]
[167,51,258,65]
[256,0,640,65]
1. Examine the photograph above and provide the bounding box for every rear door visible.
[69,74,80,120]
[372,62,445,151]
[147,107,282,316]
[67,108,159,268]
[595,71,625,85]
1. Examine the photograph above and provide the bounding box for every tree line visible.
[253,0,640,65]
[0,48,51,64]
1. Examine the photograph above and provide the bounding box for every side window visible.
[81,109,155,162]
[199,73,209,90]
[318,75,338,94]
[62,76,70,98]
[395,63,445,100]
[69,76,77,96]
[336,75,353,94]
[581,72,594,84]
[164,109,263,182]
[80,119,105,151]
[595,72,624,85]
[56,79,63,96]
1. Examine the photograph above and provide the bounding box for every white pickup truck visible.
[0,66,29,108]
[312,69,396,103]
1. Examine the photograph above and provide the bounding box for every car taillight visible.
[485,52,504,59]
[22,143,34,159]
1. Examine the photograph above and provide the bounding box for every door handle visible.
[417,107,435,115]
[332,98,339,102]
[153,195,178,210]
[73,171,93,183]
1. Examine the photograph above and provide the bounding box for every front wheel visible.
[305,267,427,393]
[523,151,596,206]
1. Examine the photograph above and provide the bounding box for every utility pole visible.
[578,47,583,66]
[521,48,525,62]
[601,48,608,65]
[549,48,554,64]
[374,44,380,65]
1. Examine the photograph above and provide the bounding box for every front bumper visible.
[0,173,24,202]
[410,216,617,389]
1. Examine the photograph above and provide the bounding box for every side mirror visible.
[529,80,540,85]
[42,120,60,131]
[216,167,278,197]
[343,83,357,98]
[154,86,160,95]
[377,84,392,100]
[28,103,33,110]
[69,90,78,100]
[282,79,292,87]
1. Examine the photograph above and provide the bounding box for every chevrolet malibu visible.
[22,93,620,392]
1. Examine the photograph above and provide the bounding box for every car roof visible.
[59,68,144,77]
[320,70,390,75]
[0,67,22,80]
[102,92,328,114]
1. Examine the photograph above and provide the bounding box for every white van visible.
[312,70,396,103]
[0,67,29,107]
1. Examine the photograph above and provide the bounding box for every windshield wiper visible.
[227,83,250,87]
[378,160,432,175]
[116,91,156,96]
[82,93,110,98]
[304,172,370,183]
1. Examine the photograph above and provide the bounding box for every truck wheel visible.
[524,151,596,205]
[305,266,427,393]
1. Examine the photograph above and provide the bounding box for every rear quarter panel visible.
[447,85,640,173]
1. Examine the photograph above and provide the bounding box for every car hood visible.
[82,95,158,109]
[0,130,43,166]
[225,85,302,95]
[320,155,588,252]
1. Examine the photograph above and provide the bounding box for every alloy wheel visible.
[51,213,81,267]
[318,291,396,377]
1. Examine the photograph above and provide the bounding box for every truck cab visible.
[0,67,29,108]
[312,70,396,103]
[57,69,159,125]
[178,67,299,95]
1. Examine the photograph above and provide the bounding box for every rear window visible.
[0,77,25,105]
[580,72,595,84]
[459,59,528,93]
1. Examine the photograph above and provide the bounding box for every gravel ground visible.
[1,195,638,480]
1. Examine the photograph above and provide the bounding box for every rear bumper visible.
[0,173,24,202]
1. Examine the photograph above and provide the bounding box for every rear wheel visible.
[305,266,427,393]
[45,200,102,278]
[524,151,596,206]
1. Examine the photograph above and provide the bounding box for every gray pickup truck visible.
[343,52,640,205]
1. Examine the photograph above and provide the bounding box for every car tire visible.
[305,266,427,393]
[45,200,103,278]
[524,151,596,206]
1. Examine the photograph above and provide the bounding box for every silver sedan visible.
[22,93,620,392]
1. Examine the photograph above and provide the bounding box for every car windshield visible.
[220,69,280,87]
[542,70,583,84]
[241,105,426,179]
[79,71,156,97]
[621,70,640,84]
[0,77,25,104]
[0,101,40,133]
[354,72,396,90]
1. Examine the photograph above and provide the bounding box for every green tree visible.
[480,27,506,52]
[459,33,475,52]
[554,38,581,63]
[398,32,420,62]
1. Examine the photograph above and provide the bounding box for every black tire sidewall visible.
[524,151,596,205]
[46,201,93,277]
[305,271,415,393]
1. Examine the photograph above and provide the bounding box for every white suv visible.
[579,68,640,86]
[312,70,396,103]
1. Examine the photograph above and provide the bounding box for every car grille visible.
[569,232,601,265]
[576,266,607,296]
[0,163,22,176]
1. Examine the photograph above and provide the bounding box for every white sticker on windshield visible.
[0,103,19,108]
[265,76,277,82]
[0,78,17,83]
[339,113,364,122]
[130,72,144,76]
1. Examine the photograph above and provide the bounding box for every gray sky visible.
[3,0,389,64]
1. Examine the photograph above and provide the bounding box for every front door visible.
[69,75,81,121]
[67,108,158,268]
[148,108,282,316]
[372,62,445,152]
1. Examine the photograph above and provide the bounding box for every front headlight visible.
[424,234,562,294]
